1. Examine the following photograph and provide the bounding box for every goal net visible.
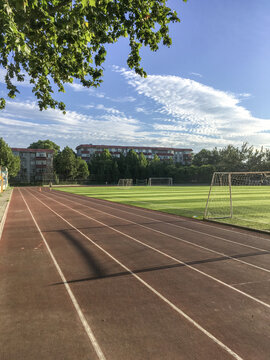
[136,179,148,186]
[117,178,133,187]
[148,177,173,186]
[204,171,270,231]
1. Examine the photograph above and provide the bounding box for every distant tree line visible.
[193,143,270,172]
[89,143,270,184]
[2,138,270,185]
[88,149,213,184]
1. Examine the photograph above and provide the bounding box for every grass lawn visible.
[55,185,270,232]
[56,185,209,219]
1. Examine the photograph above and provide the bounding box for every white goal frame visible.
[117,178,133,187]
[148,177,173,186]
[204,171,270,220]
[136,179,148,186]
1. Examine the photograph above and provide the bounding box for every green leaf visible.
[0,0,184,112]
[81,0,96,8]
[0,98,6,109]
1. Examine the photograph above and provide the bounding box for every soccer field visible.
[56,186,209,218]
[56,185,270,232]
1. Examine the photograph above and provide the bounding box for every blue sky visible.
[1,0,270,152]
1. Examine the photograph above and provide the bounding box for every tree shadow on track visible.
[51,249,270,286]
[60,229,106,278]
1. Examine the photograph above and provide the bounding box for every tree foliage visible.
[192,149,217,167]
[28,139,60,154]
[0,0,186,111]
[90,149,114,183]
[0,137,20,177]
[192,143,270,172]
[54,146,89,180]
[89,148,200,184]
[88,143,270,185]
[76,156,90,179]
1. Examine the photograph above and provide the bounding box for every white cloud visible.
[116,68,270,150]
[95,104,122,114]
[1,99,203,151]
[108,96,136,103]
[135,107,153,115]
[153,123,186,132]
[3,66,270,153]
[81,103,124,115]
[136,107,145,113]
[239,93,251,98]
[67,82,105,98]
[82,104,95,109]
[0,100,145,149]
[190,72,203,78]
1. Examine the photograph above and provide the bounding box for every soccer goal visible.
[117,178,133,187]
[204,171,270,231]
[148,177,173,186]
[136,179,148,186]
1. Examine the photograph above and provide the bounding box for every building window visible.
[36,152,46,157]
[36,160,47,165]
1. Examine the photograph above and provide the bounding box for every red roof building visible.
[76,144,192,165]
[11,148,54,184]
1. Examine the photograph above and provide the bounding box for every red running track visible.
[0,187,270,360]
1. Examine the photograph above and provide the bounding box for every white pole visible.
[204,172,215,219]
[228,172,233,218]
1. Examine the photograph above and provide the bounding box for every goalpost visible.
[117,178,133,187]
[148,177,173,186]
[136,179,148,186]
[204,171,270,229]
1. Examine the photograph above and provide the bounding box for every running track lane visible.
[0,188,102,360]
[47,187,270,304]
[23,188,270,358]
[36,187,270,357]
[0,188,269,359]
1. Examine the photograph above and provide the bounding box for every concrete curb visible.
[204,217,270,236]
[0,189,13,240]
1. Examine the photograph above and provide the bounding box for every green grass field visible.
[56,185,209,218]
[56,185,270,232]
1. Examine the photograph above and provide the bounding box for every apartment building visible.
[76,144,192,164]
[11,148,54,183]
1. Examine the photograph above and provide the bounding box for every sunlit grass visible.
[56,186,210,218]
[56,185,270,232]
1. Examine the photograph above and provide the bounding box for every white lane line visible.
[44,189,270,275]
[28,189,270,310]
[58,189,270,244]
[25,189,243,360]
[52,189,270,252]
[78,197,269,252]
[0,189,13,240]
[231,279,270,287]
[19,189,106,360]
